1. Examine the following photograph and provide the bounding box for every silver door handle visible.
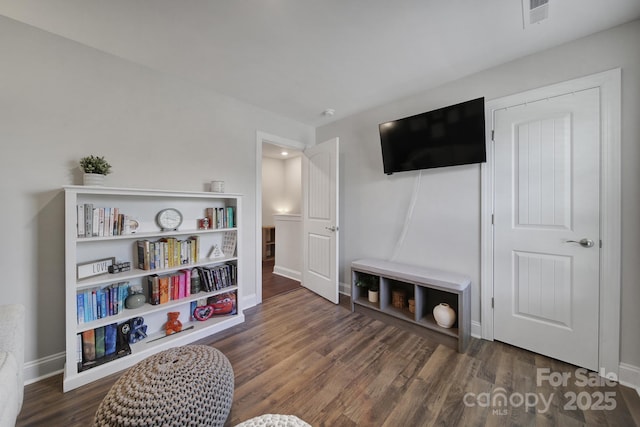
[325,226,338,232]
[565,238,594,248]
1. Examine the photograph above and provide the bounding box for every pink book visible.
[181,269,191,297]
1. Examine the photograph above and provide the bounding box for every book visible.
[77,293,85,324]
[159,276,170,304]
[190,236,200,261]
[81,329,96,362]
[137,240,150,270]
[226,206,235,228]
[76,334,83,365]
[171,274,180,300]
[147,275,160,305]
[181,269,191,297]
[84,204,93,238]
[104,324,117,356]
[95,326,105,359]
[178,271,186,299]
[92,290,98,321]
[77,204,85,238]
[98,207,105,237]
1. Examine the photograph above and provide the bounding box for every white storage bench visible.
[351,258,471,353]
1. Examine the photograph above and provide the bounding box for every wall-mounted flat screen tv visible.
[379,97,486,174]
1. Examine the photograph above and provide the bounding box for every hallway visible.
[262,259,300,300]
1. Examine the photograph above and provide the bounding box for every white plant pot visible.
[83,173,106,186]
[433,303,456,328]
[368,290,379,303]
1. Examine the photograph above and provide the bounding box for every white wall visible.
[284,157,302,214]
[261,156,301,227]
[317,20,640,371]
[0,16,314,380]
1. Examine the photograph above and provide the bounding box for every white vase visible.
[368,290,379,303]
[83,173,106,186]
[433,303,456,328]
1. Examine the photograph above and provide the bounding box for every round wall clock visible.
[156,208,183,231]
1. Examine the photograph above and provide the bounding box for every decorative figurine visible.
[127,317,148,343]
[165,312,182,335]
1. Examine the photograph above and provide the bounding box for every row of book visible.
[197,263,237,292]
[77,282,130,325]
[137,236,200,270]
[76,204,133,238]
[205,207,236,229]
[77,323,131,371]
[147,269,194,305]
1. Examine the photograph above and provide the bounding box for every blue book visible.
[104,324,117,356]
[99,289,107,319]
[77,294,85,324]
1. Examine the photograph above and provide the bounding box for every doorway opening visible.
[256,132,306,303]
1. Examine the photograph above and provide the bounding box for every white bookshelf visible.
[63,186,244,391]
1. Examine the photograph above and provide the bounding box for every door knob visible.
[565,238,595,248]
[325,226,338,232]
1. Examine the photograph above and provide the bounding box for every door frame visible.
[480,68,621,375]
[255,131,307,305]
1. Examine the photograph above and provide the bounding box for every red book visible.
[171,274,180,300]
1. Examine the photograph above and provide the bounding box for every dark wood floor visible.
[262,259,300,300]
[17,288,640,427]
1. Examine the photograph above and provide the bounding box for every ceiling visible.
[1,1,639,126]
[263,142,301,160]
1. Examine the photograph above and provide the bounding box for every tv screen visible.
[379,97,486,174]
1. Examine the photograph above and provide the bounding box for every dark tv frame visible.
[379,97,486,175]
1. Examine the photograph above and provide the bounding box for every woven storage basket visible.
[391,290,406,309]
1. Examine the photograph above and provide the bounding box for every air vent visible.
[522,0,549,28]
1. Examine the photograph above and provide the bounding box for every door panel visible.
[493,88,600,370]
[302,138,339,304]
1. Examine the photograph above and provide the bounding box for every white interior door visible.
[493,88,600,370]
[302,137,339,304]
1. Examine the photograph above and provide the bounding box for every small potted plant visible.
[80,155,112,185]
[356,274,379,304]
[368,281,379,304]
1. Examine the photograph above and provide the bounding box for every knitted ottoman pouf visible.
[94,345,234,427]
[234,414,312,427]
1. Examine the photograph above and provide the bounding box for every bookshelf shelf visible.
[63,186,244,392]
[75,256,239,289]
[75,286,239,333]
[75,227,238,243]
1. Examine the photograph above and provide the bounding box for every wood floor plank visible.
[16,288,640,427]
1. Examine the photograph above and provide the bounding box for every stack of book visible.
[76,204,133,238]
[77,323,131,372]
[136,236,199,270]
[146,269,193,305]
[77,282,129,324]
[197,263,237,292]
[205,206,235,229]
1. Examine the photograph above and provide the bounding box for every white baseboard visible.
[471,321,482,339]
[272,266,301,282]
[23,351,65,385]
[619,362,640,392]
[240,294,257,311]
[340,281,350,295]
